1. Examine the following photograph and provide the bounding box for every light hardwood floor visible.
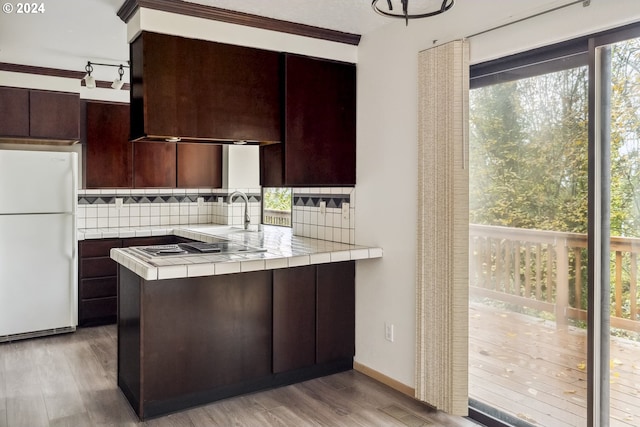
[0,325,480,427]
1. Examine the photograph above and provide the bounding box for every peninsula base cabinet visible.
[117,261,355,420]
[78,236,193,326]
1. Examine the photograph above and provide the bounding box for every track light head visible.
[83,61,96,89]
[111,79,124,90]
[111,65,125,90]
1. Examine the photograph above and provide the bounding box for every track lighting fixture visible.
[111,64,125,90]
[83,61,129,90]
[83,62,95,89]
[371,0,454,26]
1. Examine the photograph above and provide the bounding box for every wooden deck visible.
[469,301,640,427]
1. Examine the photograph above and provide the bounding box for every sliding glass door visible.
[469,60,589,427]
[468,24,640,427]
[604,36,640,426]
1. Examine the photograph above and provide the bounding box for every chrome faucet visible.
[228,191,251,230]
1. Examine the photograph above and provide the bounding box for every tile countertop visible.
[99,224,383,281]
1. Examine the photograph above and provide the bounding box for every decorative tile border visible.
[79,192,261,205]
[293,194,350,209]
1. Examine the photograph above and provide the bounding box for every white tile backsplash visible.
[78,188,262,230]
[292,187,355,244]
[79,187,356,245]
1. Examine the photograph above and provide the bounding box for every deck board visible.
[470,301,640,427]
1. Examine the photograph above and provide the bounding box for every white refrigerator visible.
[0,149,78,341]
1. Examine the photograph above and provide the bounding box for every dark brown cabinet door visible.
[131,31,179,139]
[0,86,29,137]
[131,32,280,143]
[29,90,80,140]
[139,271,273,403]
[260,144,284,187]
[78,236,189,327]
[133,142,177,188]
[272,266,316,373]
[78,239,122,326]
[177,143,222,188]
[192,40,280,142]
[262,54,356,187]
[316,261,355,364]
[85,101,133,188]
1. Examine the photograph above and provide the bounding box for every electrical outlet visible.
[115,198,123,209]
[385,322,394,342]
[217,197,223,206]
[320,200,326,215]
[342,202,350,220]
[197,196,205,208]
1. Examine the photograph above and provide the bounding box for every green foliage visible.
[470,67,589,233]
[263,188,292,212]
[470,38,640,237]
[470,37,640,325]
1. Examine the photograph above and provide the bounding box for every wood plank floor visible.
[0,325,479,427]
[470,301,640,427]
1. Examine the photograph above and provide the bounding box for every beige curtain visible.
[415,39,469,416]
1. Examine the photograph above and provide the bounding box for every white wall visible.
[223,145,260,189]
[0,71,130,103]
[355,0,640,389]
[128,8,358,63]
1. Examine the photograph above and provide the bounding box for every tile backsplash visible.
[292,187,355,244]
[78,186,356,245]
[77,188,261,229]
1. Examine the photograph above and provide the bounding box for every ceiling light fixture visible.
[111,64,125,90]
[83,62,95,89]
[83,61,129,90]
[372,0,454,26]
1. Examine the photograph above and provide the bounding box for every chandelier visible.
[372,0,455,26]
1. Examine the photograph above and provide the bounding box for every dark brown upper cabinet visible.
[133,142,223,189]
[129,31,281,144]
[133,142,177,188]
[177,143,222,188]
[0,87,29,137]
[0,86,80,144]
[83,102,221,189]
[84,101,133,189]
[261,54,356,187]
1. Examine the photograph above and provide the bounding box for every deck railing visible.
[469,224,640,332]
[263,209,291,227]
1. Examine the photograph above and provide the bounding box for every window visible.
[468,23,640,427]
[262,188,292,227]
[469,58,589,427]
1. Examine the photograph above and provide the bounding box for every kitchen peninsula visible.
[109,225,382,420]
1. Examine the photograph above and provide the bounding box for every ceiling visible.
[0,0,574,83]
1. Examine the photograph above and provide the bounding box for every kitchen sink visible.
[130,240,267,260]
[184,225,262,235]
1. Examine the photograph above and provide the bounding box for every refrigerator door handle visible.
[71,155,78,256]
[70,154,78,326]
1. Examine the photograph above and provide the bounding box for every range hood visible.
[129,31,282,145]
[129,135,279,146]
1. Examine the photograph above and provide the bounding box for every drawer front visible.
[80,296,117,323]
[80,277,117,299]
[81,257,117,278]
[79,238,122,258]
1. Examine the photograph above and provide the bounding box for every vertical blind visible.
[415,39,470,416]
